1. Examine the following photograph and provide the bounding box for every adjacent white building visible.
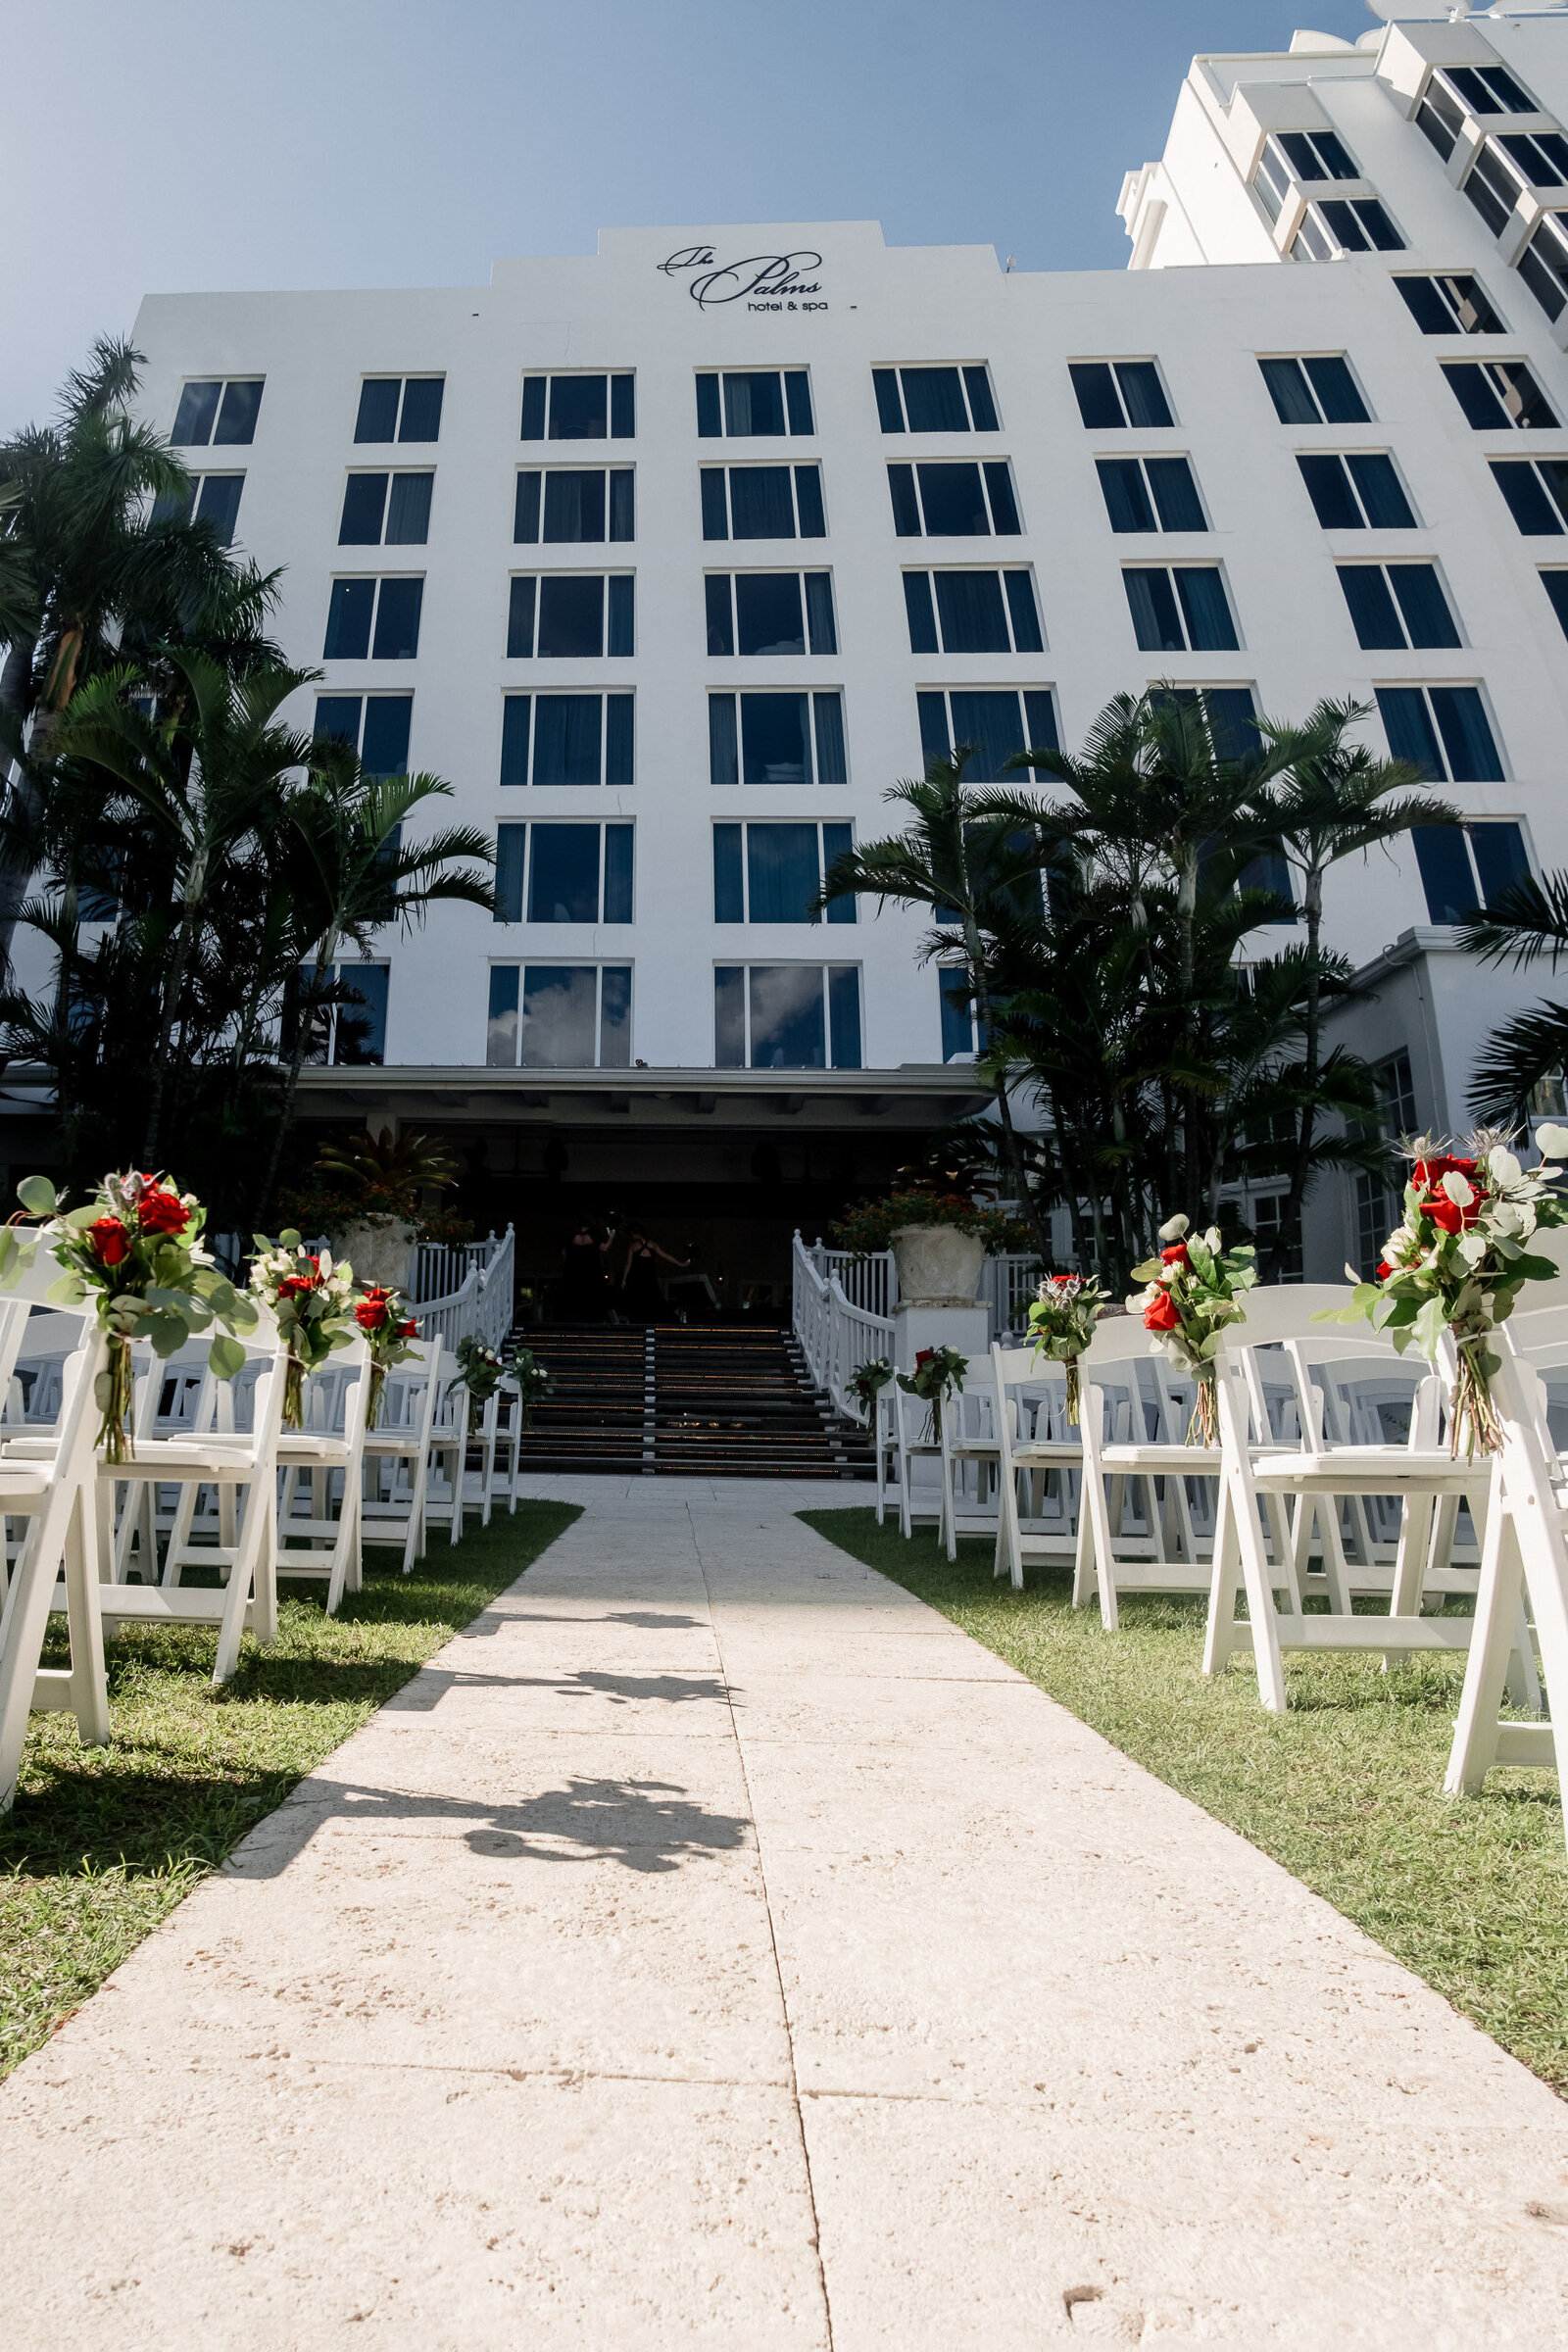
[112,5,1568,1293]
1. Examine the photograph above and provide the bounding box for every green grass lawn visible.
[0,1499,579,2080]
[802,1508,1568,2097]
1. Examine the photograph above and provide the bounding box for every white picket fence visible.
[415,1226,515,1354]
[792,1232,1043,1418]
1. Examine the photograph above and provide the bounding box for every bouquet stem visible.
[99,1332,135,1465]
[283,1352,306,1431]
[1450,1338,1503,1458]
[366,1361,386,1430]
[1065,1359,1081,1427]
[1187,1370,1219,1449]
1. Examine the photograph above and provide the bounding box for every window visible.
[1257,355,1369,425]
[313,694,414,779]
[1068,362,1173,430]
[1395,273,1502,335]
[1499,130,1568,186]
[705,572,836,657]
[887,461,1021,536]
[1123,567,1238,654]
[323,577,423,661]
[1337,564,1459,650]
[507,574,634,659]
[1442,359,1557,431]
[696,371,813,438]
[338,471,433,546]
[1432,63,1538,127]
[916,688,1059,779]
[152,473,244,545]
[709,692,846,785]
[294,961,389,1066]
[1463,140,1528,238]
[493,821,633,925]
[1095,456,1205,532]
[171,378,264,447]
[1155,684,1263,761]
[1540,570,1568,641]
[1412,819,1531,924]
[354,377,444,444]
[1375,685,1503,783]
[1291,198,1403,260]
[1296,453,1415,529]
[486,964,631,1068]
[939,968,988,1062]
[513,468,634,544]
[712,821,855,923]
[713,964,860,1069]
[499,692,633,787]
[873,365,1000,433]
[1516,212,1568,325]
[700,464,825,541]
[1354,1049,1419,1278]
[519,373,634,441]
[903,569,1043,656]
[1488,457,1568,533]
[1416,74,1466,164]
[1251,129,1359,220]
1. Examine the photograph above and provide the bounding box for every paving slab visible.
[3,1482,1568,2350]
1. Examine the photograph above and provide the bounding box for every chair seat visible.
[1252,1447,1484,1494]
[364,1432,423,1456]
[277,1433,353,1465]
[94,1437,264,1478]
[1101,1442,1220,1472]
[948,1438,1002,1459]
[1011,1440,1084,1465]
[0,1462,56,1497]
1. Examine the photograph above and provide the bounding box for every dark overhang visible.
[292,1062,991,1130]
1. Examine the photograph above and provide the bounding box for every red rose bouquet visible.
[1026,1272,1108,1424]
[249,1231,360,1428]
[1127,1216,1256,1446]
[0,1170,258,1463]
[896,1343,969,1443]
[354,1284,421,1427]
[1321,1126,1568,1455]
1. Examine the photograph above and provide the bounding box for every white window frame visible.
[512,464,636,546]
[712,961,861,1070]
[494,819,634,928]
[486,960,633,1070]
[712,819,856,925]
[874,364,1001,432]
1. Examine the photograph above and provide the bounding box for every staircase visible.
[507,1324,872,1479]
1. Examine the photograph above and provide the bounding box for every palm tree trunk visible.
[253,931,341,1227]
[1264,862,1324,1282]
[0,636,39,977]
[963,915,1052,1260]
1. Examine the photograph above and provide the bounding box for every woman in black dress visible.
[619,1229,690,1324]
[559,1221,612,1321]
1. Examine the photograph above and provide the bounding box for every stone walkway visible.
[2,1480,1568,2347]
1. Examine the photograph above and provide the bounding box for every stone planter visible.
[890,1224,985,1308]
[325,1217,417,1294]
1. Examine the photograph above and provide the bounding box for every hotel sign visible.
[658,246,827,313]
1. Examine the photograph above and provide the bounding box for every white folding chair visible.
[0,1319,110,1811]
[487,1379,526,1518]
[1446,1326,1568,1847]
[938,1360,1005,1560]
[870,1385,899,1527]
[992,1344,1080,1591]
[274,1336,371,1615]
[423,1371,470,1548]
[362,1338,443,1573]
[891,1382,944,1542]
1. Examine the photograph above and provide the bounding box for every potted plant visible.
[829,1187,1032,1308]
[306,1127,460,1293]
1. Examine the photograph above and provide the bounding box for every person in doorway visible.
[559,1220,612,1321]
[619,1228,690,1325]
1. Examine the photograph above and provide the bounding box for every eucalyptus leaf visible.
[208,1334,247,1381]
[15,1175,56,1216]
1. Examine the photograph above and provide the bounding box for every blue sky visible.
[1,0,1372,429]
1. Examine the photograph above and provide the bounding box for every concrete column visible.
[893,1303,989,1374]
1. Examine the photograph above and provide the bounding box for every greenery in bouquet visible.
[846,1356,894,1424]
[1319,1125,1568,1456]
[1128,1214,1256,1446]
[0,1171,258,1464]
[249,1231,359,1428]
[1027,1273,1109,1424]
[510,1347,552,1429]
[354,1284,420,1427]
[897,1343,969,1442]
[449,1332,506,1408]
[828,1187,1033,1260]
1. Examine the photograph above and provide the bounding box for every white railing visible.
[413,1231,505,1305]
[416,1225,515,1355]
[793,1234,895,1421]
[802,1237,1043,1340]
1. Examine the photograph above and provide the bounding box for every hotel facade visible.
[101,6,1568,1293]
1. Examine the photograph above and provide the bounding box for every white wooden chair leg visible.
[1216,1374,1289,1710]
[1201,1478,1241,1676]
[62,1487,110,1745]
[1446,1494,1527,1795]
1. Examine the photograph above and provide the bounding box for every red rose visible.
[396,1318,418,1338]
[1420,1187,1485,1236]
[1144,1291,1182,1334]
[86,1214,130,1267]
[1376,1260,1392,1280]
[914,1348,934,1368]
[136,1187,190,1238]
[1160,1243,1190,1266]
[1412,1154,1477,1191]
[276,1273,317,1299]
[354,1285,392,1333]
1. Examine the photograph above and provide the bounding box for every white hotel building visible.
[113,6,1568,1296]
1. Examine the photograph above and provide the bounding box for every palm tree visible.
[47,651,314,1161]
[0,336,276,971]
[1250,698,1448,1277]
[818,752,1055,1255]
[1457,871,1568,1127]
[253,747,495,1221]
